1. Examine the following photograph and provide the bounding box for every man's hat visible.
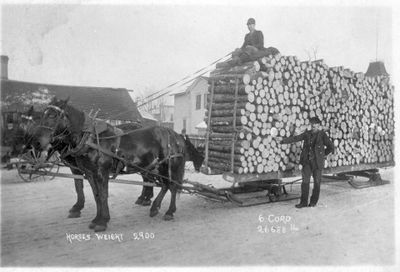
[247,18,256,25]
[309,117,321,124]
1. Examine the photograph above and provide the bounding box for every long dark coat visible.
[281,130,335,169]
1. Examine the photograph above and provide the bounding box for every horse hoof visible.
[68,211,81,218]
[142,199,152,206]
[88,222,97,229]
[135,198,144,205]
[149,209,159,217]
[163,214,174,221]
[94,225,107,232]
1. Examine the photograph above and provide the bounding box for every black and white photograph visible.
[0,0,399,270]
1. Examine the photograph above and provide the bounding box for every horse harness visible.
[42,105,185,187]
[84,139,184,188]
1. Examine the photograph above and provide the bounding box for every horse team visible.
[14,97,204,232]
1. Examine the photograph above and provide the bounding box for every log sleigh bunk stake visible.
[204,79,214,170]
[231,77,239,173]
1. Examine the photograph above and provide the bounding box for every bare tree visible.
[312,45,319,60]
[304,49,312,61]
[304,45,319,61]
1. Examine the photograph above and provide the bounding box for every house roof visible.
[171,76,209,96]
[1,79,142,122]
[138,109,157,121]
[365,61,389,77]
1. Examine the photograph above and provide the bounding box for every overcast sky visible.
[0,0,398,101]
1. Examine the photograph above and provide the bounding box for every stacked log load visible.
[205,54,394,174]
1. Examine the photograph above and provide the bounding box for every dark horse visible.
[33,97,196,231]
[135,133,204,206]
[47,121,143,219]
[1,106,100,219]
[47,121,203,218]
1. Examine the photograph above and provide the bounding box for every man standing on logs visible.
[279,117,334,208]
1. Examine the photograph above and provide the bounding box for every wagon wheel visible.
[16,148,60,182]
[16,149,42,182]
[44,151,61,180]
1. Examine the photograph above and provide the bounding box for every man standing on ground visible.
[280,117,335,208]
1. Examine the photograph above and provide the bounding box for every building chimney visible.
[1,55,9,80]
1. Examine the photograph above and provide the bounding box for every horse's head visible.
[184,136,204,172]
[32,97,70,151]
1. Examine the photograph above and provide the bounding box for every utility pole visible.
[375,12,379,61]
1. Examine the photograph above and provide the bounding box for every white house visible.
[172,76,209,135]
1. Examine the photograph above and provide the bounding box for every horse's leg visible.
[68,178,85,218]
[135,186,154,206]
[64,157,85,218]
[164,162,184,221]
[85,174,102,230]
[135,185,150,205]
[142,185,154,206]
[149,180,168,217]
[149,185,168,217]
[135,175,154,206]
[68,167,85,218]
[135,186,145,205]
[87,163,111,232]
[96,174,110,232]
[163,183,177,221]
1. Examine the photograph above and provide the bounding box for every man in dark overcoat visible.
[280,117,335,208]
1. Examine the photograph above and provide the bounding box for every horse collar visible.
[46,105,65,114]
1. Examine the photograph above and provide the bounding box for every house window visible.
[195,94,201,110]
[204,94,209,109]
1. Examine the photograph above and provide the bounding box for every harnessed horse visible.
[46,121,143,219]
[33,97,197,231]
[135,134,204,206]
[46,121,203,217]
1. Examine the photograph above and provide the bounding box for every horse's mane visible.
[61,103,86,133]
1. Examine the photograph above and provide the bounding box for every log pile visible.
[204,54,394,174]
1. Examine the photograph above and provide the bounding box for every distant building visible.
[365,61,389,77]
[138,109,158,127]
[148,103,174,129]
[172,76,208,135]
